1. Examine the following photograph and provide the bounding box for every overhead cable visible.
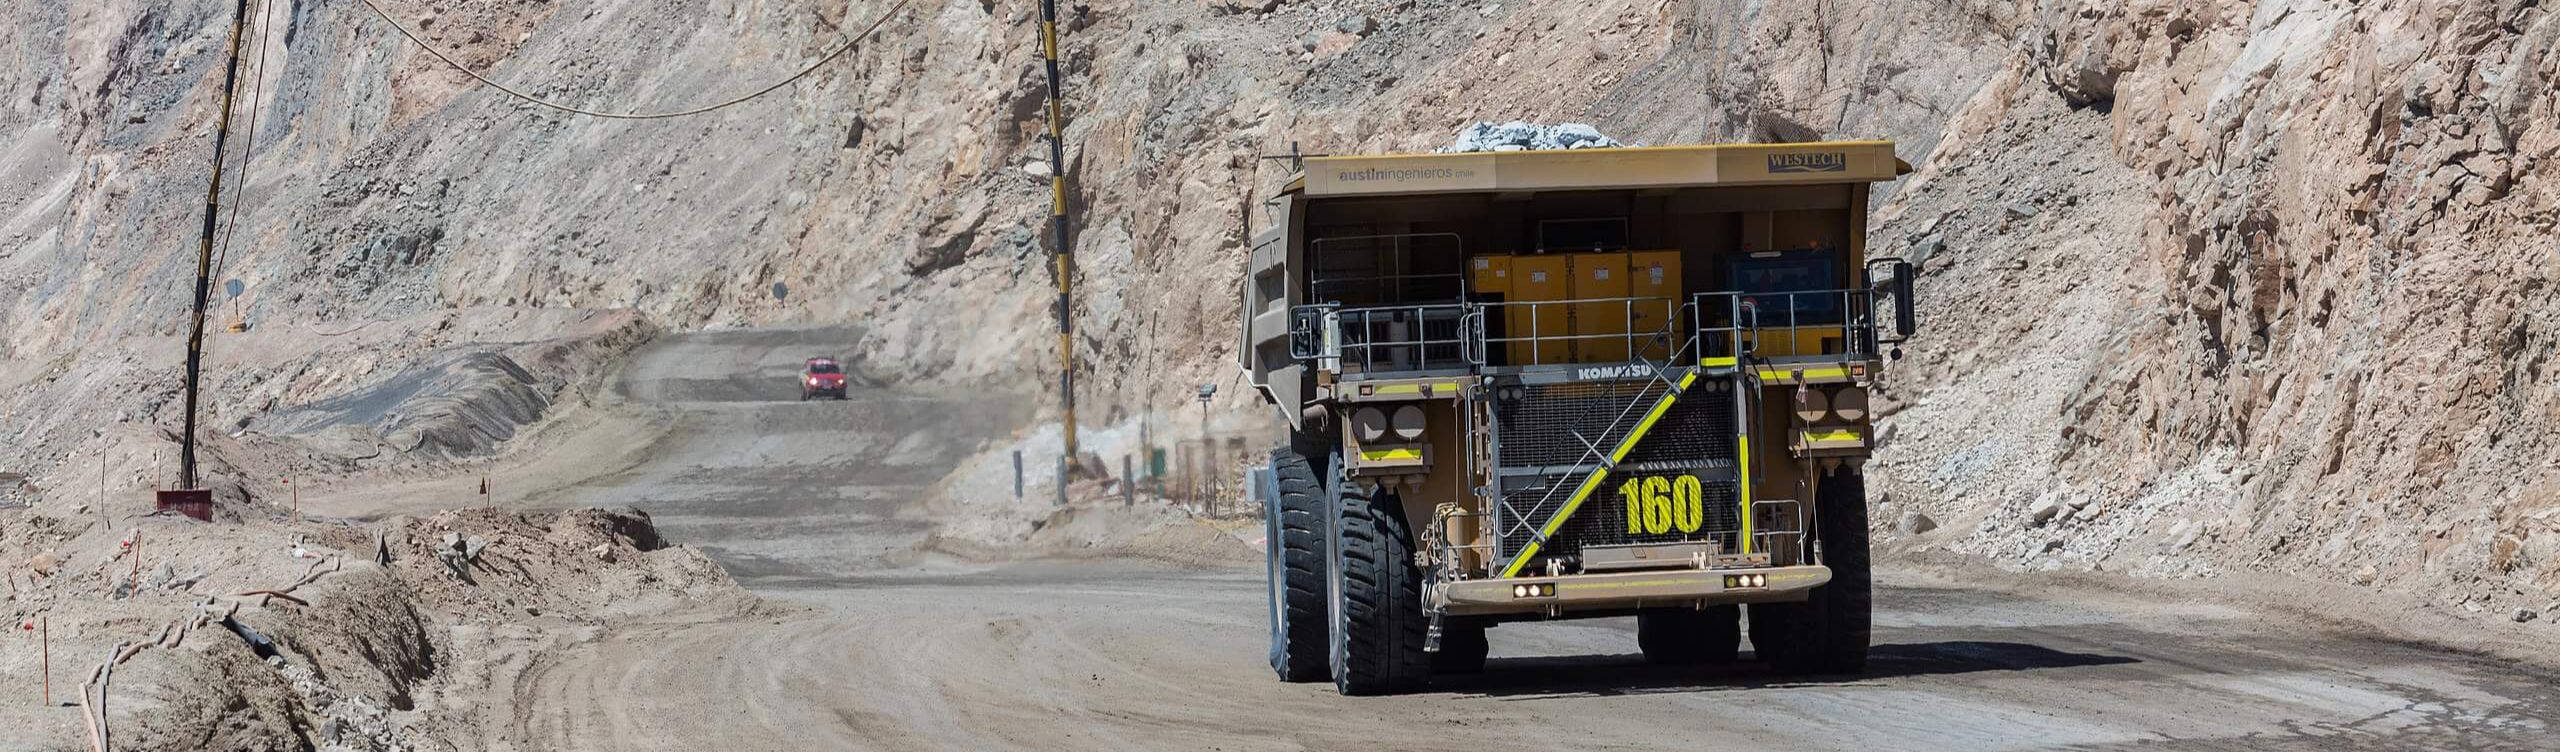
[352,0,910,120]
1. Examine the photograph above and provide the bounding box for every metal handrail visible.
[1474,295,1681,366]
[1690,287,1880,361]
[1293,286,1884,377]
[1751,498,1808,567]
[1289,302,1477,375]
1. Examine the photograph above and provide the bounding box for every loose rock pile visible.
[1438,121,1628,153]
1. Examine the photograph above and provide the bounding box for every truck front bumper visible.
[1436,565,1831,617]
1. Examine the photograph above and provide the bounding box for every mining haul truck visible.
[1240,141,1918,695]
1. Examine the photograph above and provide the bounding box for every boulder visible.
[1202,0,1282,14]
[2029,495,2067,525]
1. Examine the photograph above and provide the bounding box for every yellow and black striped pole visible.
[1039,0,1078,467]
[180,0,253,490]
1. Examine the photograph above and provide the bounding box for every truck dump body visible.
[1243,140,1916,693]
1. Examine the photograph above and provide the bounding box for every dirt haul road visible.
[340,329,2560,751]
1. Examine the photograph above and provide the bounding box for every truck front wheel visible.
[1326,460,1430,695]
[1749,470,1872,674]
[1265,443,1330,682]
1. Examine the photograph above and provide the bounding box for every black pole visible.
[182,0,253,490]
[1040,0,1077,467]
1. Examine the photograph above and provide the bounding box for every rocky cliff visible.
[2,0,2553,615]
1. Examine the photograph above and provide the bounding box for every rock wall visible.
[2,0,2553,612]
[1870,0,2560,617]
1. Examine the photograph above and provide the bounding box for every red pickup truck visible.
[800,358,848,401]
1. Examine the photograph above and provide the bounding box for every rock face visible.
[0,0,2554,611]
[1861,0,2560,612]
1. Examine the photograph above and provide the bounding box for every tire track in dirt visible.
[463,327,2560,750]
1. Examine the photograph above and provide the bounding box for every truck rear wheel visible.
[1636,605,1740,665]
[1265,443,1330,682]
[1749,470,1872,674]
[1327,462,1430,695]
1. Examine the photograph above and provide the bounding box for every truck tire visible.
[1636,605,1740,665]
[1750,470,1872,674]
[1327,461,1430,695]
[1430,624,1489,675]
[1265,444,1329,682]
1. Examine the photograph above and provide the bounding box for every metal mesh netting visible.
[1494,380,1735,467]
[1495,380,1670,468]
[1493,377,1745,563]
[1497,475,1744,563]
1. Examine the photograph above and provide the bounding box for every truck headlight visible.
[1830,386,1868,422]
[1793,387,1829,423]
[1390,405,1425,440]
[1352,407,1389,442]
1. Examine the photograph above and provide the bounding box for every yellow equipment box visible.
[1629,250,1683,361]
[1470,255,1511,299]
[1570,252,1630,363]
[1509,255,1572,365]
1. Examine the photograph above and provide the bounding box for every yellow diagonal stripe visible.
[1499,371,1698,579]
[1739,435,1754,554]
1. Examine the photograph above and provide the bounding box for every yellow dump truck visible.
[1241,141,1917,694]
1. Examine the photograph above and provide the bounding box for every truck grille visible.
[1494,376,1745,565]
[1499,477,1743,562]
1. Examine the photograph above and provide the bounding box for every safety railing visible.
[1690,287,1881,362]
[1472,296,1682,367]
[1289,303,1479,376]
[1752,498,1807,567]
[1288,285,1892,378]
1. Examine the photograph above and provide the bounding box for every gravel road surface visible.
[393,329,2560,751]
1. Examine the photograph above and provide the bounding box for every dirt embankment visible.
[1,506,745,751]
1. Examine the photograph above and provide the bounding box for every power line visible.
[211,0,275,290]
[352,0,909,120]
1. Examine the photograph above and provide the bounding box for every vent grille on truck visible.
[1493,377,1745,564]
[1498,478,1744,562]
